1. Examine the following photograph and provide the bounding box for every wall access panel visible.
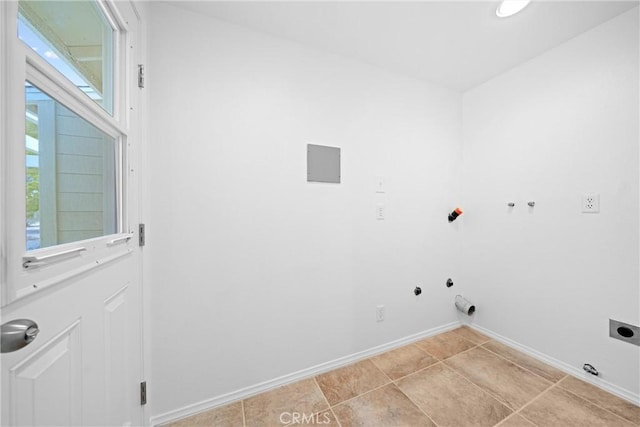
[307,144,341,183]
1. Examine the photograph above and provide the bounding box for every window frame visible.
[2,0,135,304]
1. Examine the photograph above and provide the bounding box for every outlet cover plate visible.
[582,194,600,213]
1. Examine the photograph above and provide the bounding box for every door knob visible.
[1,319,40,353]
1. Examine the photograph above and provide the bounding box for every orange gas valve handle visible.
[448,208,463,222]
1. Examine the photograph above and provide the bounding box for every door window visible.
[25,82,118,251]
[4,0,130,302]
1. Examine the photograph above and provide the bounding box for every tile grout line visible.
[396,388,442,427]
[408,341,439,359]
[445,330,482,348]
[493,412,537,427]
[392,362,443,427]
[367,343,439,383]
[328,378,394,409]
[480,342,565,385]
[336,357,399,406]
[438,360,524,419]
[450,328,494,347]
[386,354,443,383]
[387,361,439,384]
[509,377,565,425]
[366,355,397,385]
[414,341,478,367]
[241,399,246,427]
[312,376,342,427]
[413,328,479,359]
[493,405,540,427]
[432,341,482,362]
[554,380,640,426]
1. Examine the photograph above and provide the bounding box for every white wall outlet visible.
[375,176,385,193]
[376,305,385,322]
[582,194,600,213]
[376,204,385,220]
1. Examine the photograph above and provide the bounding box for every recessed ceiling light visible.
[496,0,531,18]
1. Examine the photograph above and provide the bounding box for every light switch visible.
[375,176,385,193]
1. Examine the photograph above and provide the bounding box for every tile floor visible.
[167,327,640,427]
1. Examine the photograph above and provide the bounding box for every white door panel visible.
[1,1,144,425]
[3,252,141,426]
[10,320,82,426]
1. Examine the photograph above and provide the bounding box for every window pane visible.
[25,82,118,251]
[18,1,114,114]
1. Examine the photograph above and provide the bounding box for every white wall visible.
[461,8,639,397]
[147,3,463,416]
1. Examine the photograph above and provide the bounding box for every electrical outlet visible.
[582,194,600,213]
[376,305,385,322]
[376,204,385,220]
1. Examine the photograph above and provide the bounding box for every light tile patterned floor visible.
[166,327,640,427]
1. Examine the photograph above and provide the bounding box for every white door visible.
[1,1,145,425]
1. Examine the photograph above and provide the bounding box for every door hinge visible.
[140,381,147,405]
[138,64,145,88]
[139,223,146,247]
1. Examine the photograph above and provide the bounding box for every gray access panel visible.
[307,144,341,183]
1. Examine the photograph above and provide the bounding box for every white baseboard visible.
[467,323,640,406]
[150,321,461,426]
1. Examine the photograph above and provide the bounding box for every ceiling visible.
[168,1,639,92]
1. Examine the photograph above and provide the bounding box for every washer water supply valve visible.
[414,286,422,296]
[448,208,463,222]
[446,278,454,288]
